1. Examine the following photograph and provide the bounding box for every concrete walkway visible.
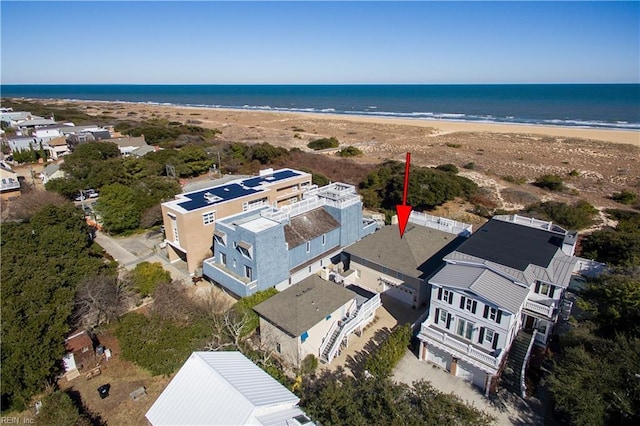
[393,350,544,426]
[94,231,189,283]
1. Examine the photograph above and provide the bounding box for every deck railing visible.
[420,324,501,368]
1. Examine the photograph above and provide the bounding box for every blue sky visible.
[1,1,638,84]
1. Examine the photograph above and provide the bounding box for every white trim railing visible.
[520,330,538,398]
[407,211,473,236]
[420,324,500,368]
[319,320,339,360]
[203,257,257,288]
[524,300,555,318]
[323,294,381,363]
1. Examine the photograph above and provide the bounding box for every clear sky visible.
[1,1,638,84]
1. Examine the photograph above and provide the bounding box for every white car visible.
[85,189,99,198]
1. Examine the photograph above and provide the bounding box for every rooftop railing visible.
[407,211,473,236]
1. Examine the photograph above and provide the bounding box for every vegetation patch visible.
[337,146,363,157]
[611,190,637,205]
[363,324,411,378]
[502,175,527,185]
[533,174,565,191]
[307,137,339,150]
[524,199,598,230]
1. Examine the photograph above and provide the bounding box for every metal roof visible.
[145,351,303,426]
[345,223,467,279]
[254,275,357,337]
[429,264,530,314]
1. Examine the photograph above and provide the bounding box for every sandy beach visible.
[32,99,640,214]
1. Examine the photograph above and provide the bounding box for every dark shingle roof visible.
[253,276,356,337]
[345,224,466,279]
[284,208,339,248]
[456,219,564,271]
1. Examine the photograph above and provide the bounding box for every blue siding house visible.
[203,183,378,297]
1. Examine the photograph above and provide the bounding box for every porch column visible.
[421,341,428,361]
[450,357,458,376]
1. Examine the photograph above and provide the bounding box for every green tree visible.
[525,200,598,230]
[300,368,494,425]
[1,205,106,410]
[580,210,640,267]
[115,312,208,376]
[363,324,411,378]
[94,183,141,233]
[130,262,171,297]
[235,288,278,336]
[612,190,638,205]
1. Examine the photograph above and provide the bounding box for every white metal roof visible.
[145,351,303,426]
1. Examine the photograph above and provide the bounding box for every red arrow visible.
[396,152,413,238]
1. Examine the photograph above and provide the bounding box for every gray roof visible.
[455,219,565,271]
[108,135,147,147]
[444,230,578,288]
[145,351,304,426]
[284,208,339,248]
[42,163,60,176]
[429,264,530,314]
[254,275,356,337]
[345,223,466,279]
[131,144,155,157]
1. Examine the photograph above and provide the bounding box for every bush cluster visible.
[307,137,339,150]
[363,324,411,378]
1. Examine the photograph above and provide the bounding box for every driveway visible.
[393,350,544,426]
[94,230,189,283]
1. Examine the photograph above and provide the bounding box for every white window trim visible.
[202,211,215,225]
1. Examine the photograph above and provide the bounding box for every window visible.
[483,305,501,323]
[322,234,326,246]
[434,308,452,329]
[489,307,497,321]
[301,331,309,343]
[460,296,477,314]
[238,245,251,259]
[202,211,215,225]
[233,259,237,268]
[535,281,556,298]
[485,329,495,343]
[456,318,474,340]
[325,314,331,321]
[306,241,311,253]
[438,288,454,304]
[220,252,226,266]
[276,343,281,353]
[244,265,252,280]
[382,266,388,274]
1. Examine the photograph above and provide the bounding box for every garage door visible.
[427,346,451,371]
[456,360,487,389]
[383,282,415,305]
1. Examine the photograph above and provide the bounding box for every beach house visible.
[161,168,313,274]
[202,182,378,296]
[417,215,600,395]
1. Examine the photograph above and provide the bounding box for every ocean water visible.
[1,84,638,130]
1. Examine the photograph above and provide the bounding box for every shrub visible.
[130,262,171,297]
[462,162,476,170]
[235,288,278,336]
[301,354,318,376]
[307,137,339,150]
[568,169,580,177]
[363,324,411,378]
[337,146,363,157]
[612,190,637,205]
[445,142,462,148]
[525,200,598,230]
[502,175,527,185]
[435,164,459,174]
[534,174,565,191]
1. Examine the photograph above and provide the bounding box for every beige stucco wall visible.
[349,261,426,306]
[259,298,356,368]
[161,173,311,273]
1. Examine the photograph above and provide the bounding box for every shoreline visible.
[7,97,640,146]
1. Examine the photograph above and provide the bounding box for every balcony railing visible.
[420,324,501,368]
[524,299,555,319]
[407,211,472,236]
[0,179,20,191]
[202,258,257,295]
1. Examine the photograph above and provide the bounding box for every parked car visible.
[74,192,85,202]
[86,189,99,198]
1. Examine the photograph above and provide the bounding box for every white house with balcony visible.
[253,275,381,367]
[418,215,600,396]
